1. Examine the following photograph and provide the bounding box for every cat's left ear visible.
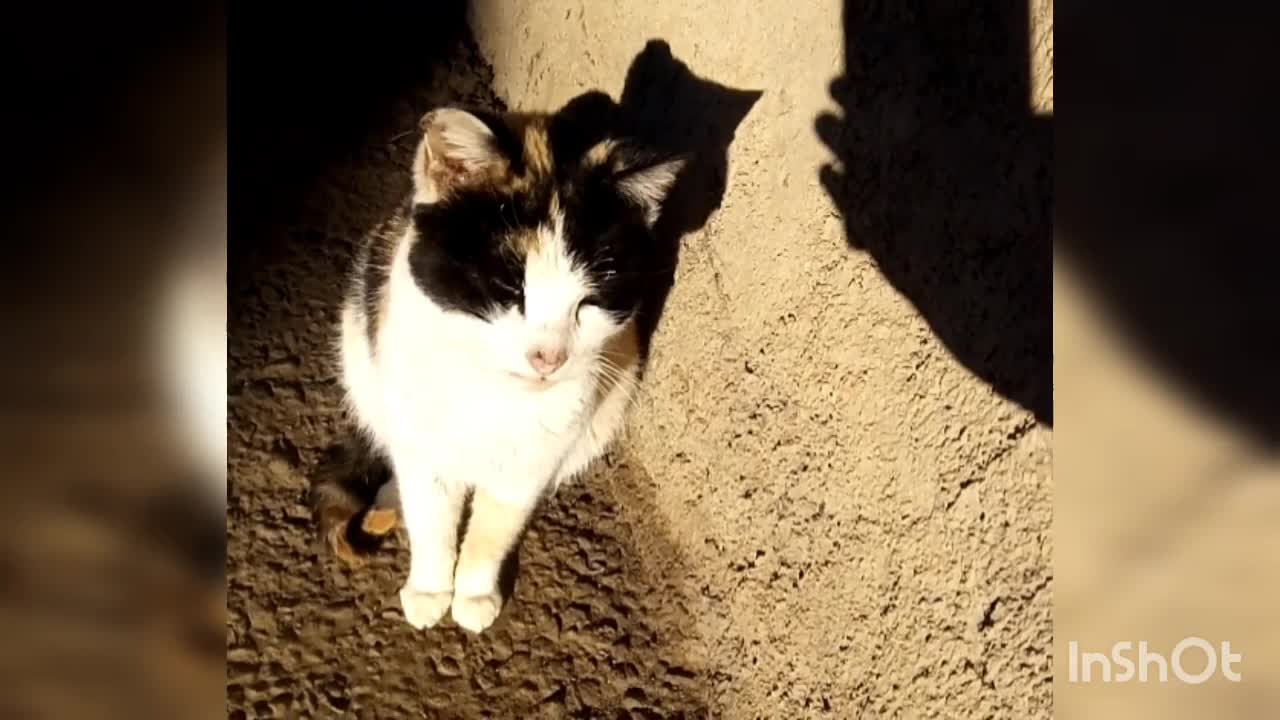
[412,107,509,203]
[592,141,687,226]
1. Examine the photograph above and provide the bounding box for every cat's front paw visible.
[399,586,453,630]
[450,592,502,634]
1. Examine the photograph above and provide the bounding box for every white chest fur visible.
[359,239,600,504]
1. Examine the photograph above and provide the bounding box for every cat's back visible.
[335,213,410,444]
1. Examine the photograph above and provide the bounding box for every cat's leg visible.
[391,449,466,630]
[450,488,539,633]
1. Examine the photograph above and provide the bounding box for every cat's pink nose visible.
[527,346,567,376]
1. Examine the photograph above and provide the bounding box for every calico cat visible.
[314,103,684,634]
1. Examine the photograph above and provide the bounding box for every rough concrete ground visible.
[228,2,1053,718]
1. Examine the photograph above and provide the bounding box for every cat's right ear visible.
[412,108,509,204]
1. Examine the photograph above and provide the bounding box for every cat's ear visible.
[588,140,687,226]
[413,108,509,203]
[615,156,686,226]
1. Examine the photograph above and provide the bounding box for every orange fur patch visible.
[522,122,555,177]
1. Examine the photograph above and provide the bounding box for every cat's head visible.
[407,104,684,385]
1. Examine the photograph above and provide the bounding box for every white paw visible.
[399,586,453,630]
[450,592,502,634]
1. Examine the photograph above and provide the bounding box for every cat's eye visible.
[575,295,601,321]
[494,278,523,302]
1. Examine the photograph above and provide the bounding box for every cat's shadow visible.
[554,40,762,364]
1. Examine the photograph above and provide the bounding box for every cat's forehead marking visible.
[502,197,567,261]
[499,186,563,260]
[547,188,561,219]
[584,139,617,169]
[521,122,554,177]
[503,228,539,258]
[479,117,555,197]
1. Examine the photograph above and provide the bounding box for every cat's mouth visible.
[507,371,559,389]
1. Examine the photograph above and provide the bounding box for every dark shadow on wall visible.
[549,40,762,363]
[816,0,1053,424]
[1057,3,1280,448]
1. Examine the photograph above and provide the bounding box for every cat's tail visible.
[308,434,399,566]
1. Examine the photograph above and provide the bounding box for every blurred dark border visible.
[1057,0,1280,447]
[1,5,225,293]
[1,4,230,719]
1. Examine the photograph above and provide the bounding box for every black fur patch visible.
[560,152,665,318]
[409,191,534,319]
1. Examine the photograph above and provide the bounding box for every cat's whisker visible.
[497,202,513,234]
[590,362,647,405]
[597,357,642,387]
[597,268,678,279]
